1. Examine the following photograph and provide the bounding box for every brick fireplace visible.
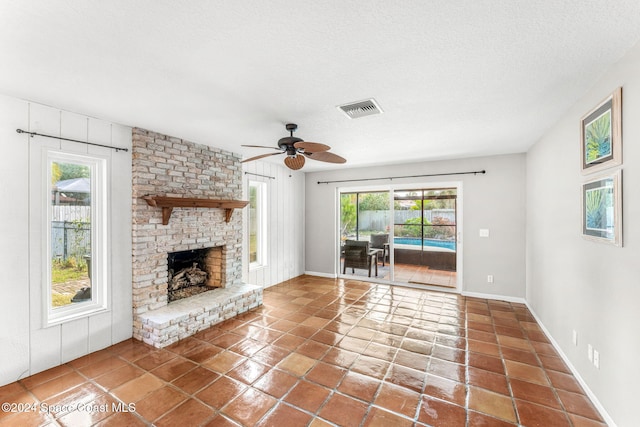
[131,128,261,347]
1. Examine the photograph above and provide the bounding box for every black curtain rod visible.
[317,169,486,184]
[16,129,129,152]
[244,171,275,180]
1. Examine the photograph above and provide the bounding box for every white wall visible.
[0,94,30,385]
[304,154,527,298]
[526,41,640,426]
[0,95,132,386]
[242,160,305,288]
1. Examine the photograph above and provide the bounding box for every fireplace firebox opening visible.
[167,246,224,302]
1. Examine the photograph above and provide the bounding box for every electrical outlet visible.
[588,344,593,362]
[593,350,600,369]
[487,275,494,283]
[572,330,578,346]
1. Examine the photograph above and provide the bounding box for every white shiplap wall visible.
[242,160,305,288]
[0,95,133,385]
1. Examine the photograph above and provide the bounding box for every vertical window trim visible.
[44,149,109,327]
[248,180,267,269]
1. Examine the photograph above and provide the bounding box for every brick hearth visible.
[138,283,261,347]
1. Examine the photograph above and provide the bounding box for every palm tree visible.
[585,111,611,163]
[585,189,605,229]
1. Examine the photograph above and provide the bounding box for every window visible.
[46,150,108,326]
[248,181,267,268]
[340,191,390,242]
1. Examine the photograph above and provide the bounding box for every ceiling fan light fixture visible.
[284,155,305,170]
[241,123,346,170]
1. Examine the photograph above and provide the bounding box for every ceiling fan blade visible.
[284,155,305,170]
[241,145,283,150]
[304,151,347,164]
[241,152,284,163]
[293,141,331,152]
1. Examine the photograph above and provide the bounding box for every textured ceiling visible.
[1,1,640,171]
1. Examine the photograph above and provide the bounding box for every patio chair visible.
[370,233,389,266]
[342,240,377,277]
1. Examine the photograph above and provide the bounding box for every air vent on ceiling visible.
[337,98,383,119]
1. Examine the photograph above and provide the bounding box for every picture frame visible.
[581,169,622,246]
[580,87,622,174]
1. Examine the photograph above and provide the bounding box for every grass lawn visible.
[52,293,73,307]
[52,260,88,284]
[51,259,88,307]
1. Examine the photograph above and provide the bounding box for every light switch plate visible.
[479,229,490,237]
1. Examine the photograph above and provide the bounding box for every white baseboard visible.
[461,290,527,305]
[524,303,616,427]
[304,271,337,279]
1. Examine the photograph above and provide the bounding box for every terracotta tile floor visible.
[0,276,605,426]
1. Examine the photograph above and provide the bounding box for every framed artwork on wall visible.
[581,170,622,246]
[580,87,622,174]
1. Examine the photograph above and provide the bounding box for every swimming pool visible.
[394,237,456,251]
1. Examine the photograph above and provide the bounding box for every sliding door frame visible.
[337,181,463,293]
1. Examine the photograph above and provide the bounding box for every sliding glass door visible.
[339,186,459,289]
[393,189,457,287]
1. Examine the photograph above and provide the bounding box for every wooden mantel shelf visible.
[142,196,249,225]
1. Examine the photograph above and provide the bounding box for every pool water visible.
[394,237,456,251]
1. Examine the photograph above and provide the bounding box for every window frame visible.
[44,149,109,327]
[248,180,267,269]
